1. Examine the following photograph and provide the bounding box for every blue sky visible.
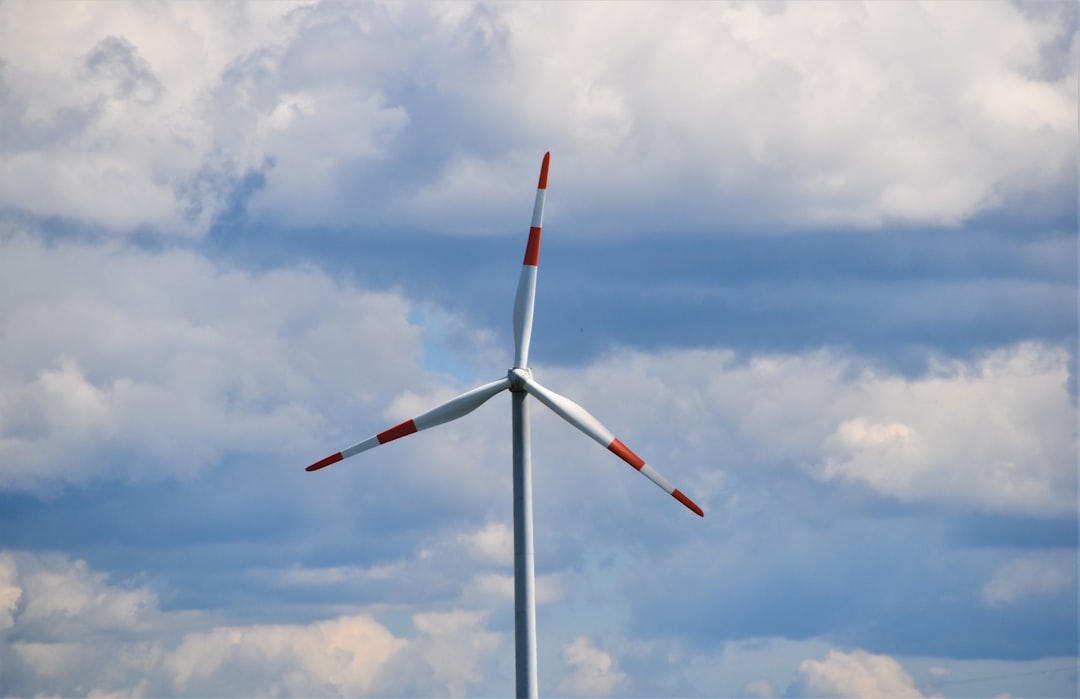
[0,1,1076,697]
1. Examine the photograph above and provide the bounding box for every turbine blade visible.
[306,376,511,472]
[522,377,704,517]
[513,152,550,369]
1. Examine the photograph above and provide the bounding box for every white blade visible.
[306,377,511,471]
[522,377,704,516]
[513,152,550,369]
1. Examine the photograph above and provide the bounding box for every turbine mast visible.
[511,382,538,698]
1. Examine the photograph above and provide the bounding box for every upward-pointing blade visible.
[512,152,550,369]
[521,377,704,517]
[306,376,511,472]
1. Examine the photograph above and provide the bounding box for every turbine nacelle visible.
[508,367,532,391]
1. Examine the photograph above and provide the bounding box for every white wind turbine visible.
[306,152,703,698]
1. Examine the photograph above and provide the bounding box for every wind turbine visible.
[306,152,703,698]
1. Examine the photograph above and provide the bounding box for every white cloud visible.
[165,614,407,696]
[535,341,1076,517]
[0,2,308,235]
[457,520,513,566]
[0,550,503,698]
[461,571,564,607]
[2,220,1071,517]
[16,557,157,633]
[397,611,501,698]
[793,649,940,698]
[0,230,423,491]
[814,344,1077,514]
[982,551,1077,606]
[0,1,1072,235]
[1,551,178,696]
[164,614,500,697]
[258,521,566,611]
[557,635,627,697]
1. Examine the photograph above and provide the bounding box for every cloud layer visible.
[0,551,504,698]
[0,1,1075,696]
[0,229,420,491]
[0,1,1074,236]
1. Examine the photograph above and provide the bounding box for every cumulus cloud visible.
[791,649,940,698]
[536,341,1076,517]
[461,571,564,608]
[0,230,423,491]
[557,635,627,697]
[0,550,503,698]
[1,551,177,696]
[814,344,1077,515]
[0,1,1072,235]
[2,219,1072,517]
[0,3,295,235]
[165,615,407,696]
[386,611,501,698]
[458,520,514,566]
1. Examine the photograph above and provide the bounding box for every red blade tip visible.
[306,452,343,472]
[673,489,704,517]
[538,152,550,190]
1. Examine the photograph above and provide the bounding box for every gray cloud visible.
[82,36,162,104]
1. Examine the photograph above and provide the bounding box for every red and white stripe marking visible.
[523,377,704,517]
[524,152,549,265]
[609,439,704,517]
[306,377,511,472]
[513,152,550,369]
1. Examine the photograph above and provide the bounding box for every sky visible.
[0,1,1076,697]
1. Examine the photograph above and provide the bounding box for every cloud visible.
[458,520,514,566]
[0,1,1073,236]
[743,679,775,698]
[536,341,1076,518]
[0,550,503,698]
[0,229,423,491]
[0,554,21,631]
[982,551,1077,607]
[0,2,314,236]
[461,571,564,607]
[165,615,406,696]
[0,221,1072,669]
[0,551,177,697]
[0,3,1074,696]
[557,635,627,697]
[387,611,501,698]
[791,649,941,698]
[814,343,1076,515]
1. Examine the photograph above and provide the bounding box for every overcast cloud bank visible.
[0,1,1074,236]
[0,0,1075,696]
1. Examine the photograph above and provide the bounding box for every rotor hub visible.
[508,367,532,391]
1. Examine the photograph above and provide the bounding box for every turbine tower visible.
[306,153,703,698]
